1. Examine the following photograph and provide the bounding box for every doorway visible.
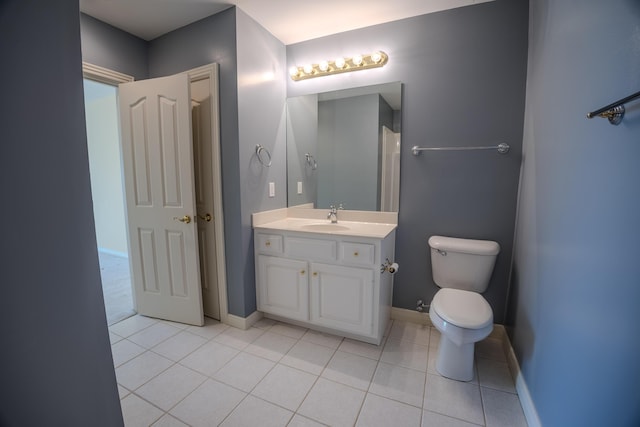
[82,62,228,326]
[83,77,135,325]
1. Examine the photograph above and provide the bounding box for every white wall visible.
[85,83,128,255]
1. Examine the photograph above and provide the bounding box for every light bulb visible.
[371,51,382,63]
[319,60,329,72]
[352,54,363,66]
[289,66,299,77]
[303,64,313,74]
[334,57,346,69]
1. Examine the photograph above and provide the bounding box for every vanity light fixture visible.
[289,51,388,81]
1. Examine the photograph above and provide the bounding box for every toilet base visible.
[435,335,475,381]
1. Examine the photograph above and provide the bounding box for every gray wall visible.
[318,94,380,211]
[287,0,528,322]
[80,6,287,317]
[508,0,640,425]
[287,94,319,207]
[148,7,287,317]
[0,1,123,425]
[80,13,148,80]
[235,8,287,315]
[146,8,248,316]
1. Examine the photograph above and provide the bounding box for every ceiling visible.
[79,0,493,45]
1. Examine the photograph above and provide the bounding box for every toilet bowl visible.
[429,288,493,381]
[427,236,499,382]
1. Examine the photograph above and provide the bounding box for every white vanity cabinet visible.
[254,228,395,345]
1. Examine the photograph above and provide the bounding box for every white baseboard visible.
[390,306,432,325]
[225,310,262,330]
[503,331,542,427]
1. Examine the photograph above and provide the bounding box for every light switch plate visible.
[269,182,275,197]
[297,181,303,194]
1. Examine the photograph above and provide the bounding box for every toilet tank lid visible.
[428,235,500,256]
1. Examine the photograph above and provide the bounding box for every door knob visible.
[198,213,212,222]
[173,215,191,224]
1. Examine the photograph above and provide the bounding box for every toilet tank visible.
[428,236,500,293]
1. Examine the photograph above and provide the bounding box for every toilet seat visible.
[432,288,492,330]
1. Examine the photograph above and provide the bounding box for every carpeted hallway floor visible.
[98,251,136,325]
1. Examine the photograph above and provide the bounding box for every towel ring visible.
[305,153,317,170]
[255,144,272,167]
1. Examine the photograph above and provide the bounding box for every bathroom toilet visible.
[428,235,500,381]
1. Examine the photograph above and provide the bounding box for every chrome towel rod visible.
[587,89,640,125]
[411,143,510,156]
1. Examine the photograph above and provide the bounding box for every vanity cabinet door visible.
[309,262,374,336]
[257,255,309,321]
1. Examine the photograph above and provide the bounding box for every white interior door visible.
[119,73,204,326]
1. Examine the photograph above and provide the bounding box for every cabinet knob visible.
[265,241,271,247]
[354,251,359,256]
[300,270,305,275]
[313,272,318,276]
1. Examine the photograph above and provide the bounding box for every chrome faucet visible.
[327,205,338,223]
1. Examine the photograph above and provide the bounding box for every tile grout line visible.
[156,324,259,425]
[115,317,234,425]
[114,318,520,426]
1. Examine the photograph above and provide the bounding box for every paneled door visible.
[119,73,204,326]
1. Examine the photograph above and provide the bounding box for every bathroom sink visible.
[300,223,351,232]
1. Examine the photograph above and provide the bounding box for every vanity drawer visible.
[257,233,284,254]
[340,242,375,265]
[286,237,336,261]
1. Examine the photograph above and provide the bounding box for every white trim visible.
[185,63,229,325]
[504,331,542,427]
[226,311,263,330]
[82,62,134,84]
[97,248,128,258]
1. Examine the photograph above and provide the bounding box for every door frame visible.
[184,63,229,324]
[82,62,229,325]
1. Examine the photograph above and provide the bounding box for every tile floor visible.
[110,315,528,427]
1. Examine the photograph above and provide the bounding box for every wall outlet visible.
[269,182,275,198]
[297,181,303,194]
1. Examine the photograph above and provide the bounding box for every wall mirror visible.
[286,82,402,212]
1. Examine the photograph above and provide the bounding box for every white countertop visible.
[254,218,396,239]
[252,207,397,239]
